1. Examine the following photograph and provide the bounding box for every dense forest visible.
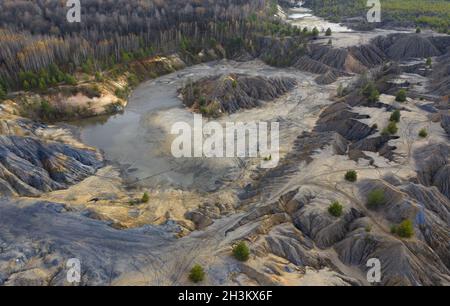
[0,0,305,94]
[304,0,450,33]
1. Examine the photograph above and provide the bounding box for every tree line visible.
[1,0,301,93]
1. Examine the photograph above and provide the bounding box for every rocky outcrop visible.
[180,73,296,116]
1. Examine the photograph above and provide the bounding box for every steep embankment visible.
[7,55,187,122]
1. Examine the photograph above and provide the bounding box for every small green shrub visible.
[95,72,104,82]
[141,192,150,203]
[367,189,386,209]
[127,73,139,87]
[426,57,432,67]
[416,27,421,34]
[312,27,319,37]
[337,83,344,97]
[115,87,129,100]
[345,170,358,182]
[362,82,380,103]
[85,85,102,98]
[418,128,428,138]
[390,110,401,123]
[40,100,56,120]
[328,201,343,217]
[189,264,205,283]
[64,74,77,86]
[199,106,208,115]
[383,121,398,135]
[325,28,332,36]
[395,89,407,102]
[263,155,272,161]
[0,87,6,100]
[233,241,250,262]
[392,219,414,238]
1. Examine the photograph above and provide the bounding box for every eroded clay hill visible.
[0,114,103,197]
[0,26,449,286]
[180,73,297,116]
[188,62,450,286]
[294,33,450,87]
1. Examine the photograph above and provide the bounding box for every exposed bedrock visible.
[180,73,296,116]
[0,136,102,197]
